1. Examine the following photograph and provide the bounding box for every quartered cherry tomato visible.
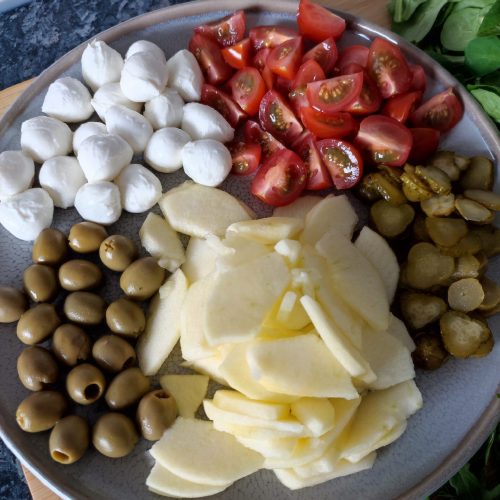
[410,87,463,133]
[189,33,233,85]
[245,120,285,160]
[367,37,412,99]
[409,128,440,164]
[354,115,413,167]
[229,140,262,175]
[194,10,246,47]
[316,139,363,189]
[259,90,303,145]
[302,38,337,75]
[228,67,267,116]
[297,0,346,42]
[252,48,275,89]
[306,72,363,114]
[201,84,247,127]
[251,149,308,206]
[409,64,427,93]
[249,25,297,50]
[344,72,382,115]
[300,107,358,139]
[221,38,253,69]
[292,132,332,190]
[275,76,292,95]
[289,59,325,113]
[382,90,422,123]
[337,45,369,72]
[267,37,303,80]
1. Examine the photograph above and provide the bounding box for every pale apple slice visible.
[387,313,416,352]
[226,217,303,244]
[212,420,307,440]
[182,237,219,283]
[263,290,310,331]
[182,354,228,386]
[274,239,302,265]
[216,232,270,271]
[293,443,341,478]
[290,398,336,437]
[151,417,263,486]
[160,374,209,418]
[236,436,298,459]
[159,181,253,238]
[136,269,188,376]
[273,195,321,219]
[327,397,362,440]
[247,334,358,399]
[146,462,233,498]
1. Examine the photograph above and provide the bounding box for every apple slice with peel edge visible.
[273,195,321,220]
[226,217,304,244]
[160,374,209,419]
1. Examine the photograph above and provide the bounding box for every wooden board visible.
[0,2,388,498]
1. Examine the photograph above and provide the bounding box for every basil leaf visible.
[469,87,500,121]
[478,0,500,36]
[465,36,500,75]
[440,6,490,51]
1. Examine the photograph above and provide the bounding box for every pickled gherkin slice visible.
[460,156,493,191]
[437,233,482,258]
[361,173,406,206]
[447,278,484,312]
[405,243,454,289]
[425,217,468,247]
[415,165,451,195]
[478,276,500,313]
[400,292,447,330]
[463,190,500,211]
[401,165,434,202]
[455,198,494,224]
[421,194,455,217]
[412,333,449,370]
[371,200,415,238]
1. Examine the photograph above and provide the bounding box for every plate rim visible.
[0,1,499,499]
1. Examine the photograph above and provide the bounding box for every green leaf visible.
[484,428,496,465]
[449,463,483,498]
[478,0,500,36]
[465,36,500,75]
[469,87,500,121]
[388,0,429,22]
[454,0,495,10]
[440,6,490,51]
[484,483,500,500]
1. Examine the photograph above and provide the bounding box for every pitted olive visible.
[59,260,102,291]
[92,335,136,373]
[64,292,106,325]
[52,324,91,366]
[66,363,106,405]
[32,228,68,266]
[99,235,137,272]
[105,367,150,409]
[23,264,58,302]
[0,287,27,323]
[92,413,138,458]
[49,415,89,465]
[16,304,61,345]
[69,222,108,253]
[16,391,67,432]
[106,298,145,338]
[137,389,177,441]
[17,346,59,391]
[120,257,166,301]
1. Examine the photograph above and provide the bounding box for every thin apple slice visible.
[212,420,307,440]
[387,313,416,352]
[290,398,336,437]
[293,443,341,478]
[273,195,321,220]
[235,436,298,459]
[182,237,219,284]
[263,289,310,331]
[182,354,228,386]
[227,217,304,244]
[160,374,209,418]
[216,233,271,271]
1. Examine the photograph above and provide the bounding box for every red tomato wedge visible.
[367,37,412,99]
[201,84,247,127]
[292,132,333,190]
[194,10,246,47]
[354,115,413,167]
[410,64,427,93]
[338,45,369,72]
[306,72,363,114]
[249,25,297,50]
[382,90,422,123]
[289,59,325,113]
[275,76,292,95]
[228,67,267,116]
[189,33,233,85]
[302,38,338,74]
[221,38,252,69]
[344,72,382,115]
[253,48,271,70]
[229,140,262,176]
[410,87,463,133]
[301,107,358,139]
[297,0,346,42]
[267,37,303,80]
[316,139,363,189]
[251,149,308,206]
[245,120,285,160]
[409,128,440,164]
[259,90,303,145]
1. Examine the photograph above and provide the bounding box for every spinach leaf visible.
[481,69,500,85]
[453,0,495,10]
[388,0,429,23]
[478,0,500,36]
[468,86,500,120]
[440,6,490,51]
[465,36,500,75]
[449,463,483,498]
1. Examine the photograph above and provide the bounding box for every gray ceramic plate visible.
[0,1,499,499]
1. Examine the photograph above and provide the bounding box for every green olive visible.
[16,391,67,433]
[32,228,68,266]
[52,324,91,366]
[23,264,59,302]
[49,415,90,465]
[412,334,449,370]
[17,304,61,345]
[105,367,150,410]
[68,222,108,253]
[92,335,136,373]
[58,260,103,291]
[0,287,27,323]
[93,413,138,458]
[99,235,137,272]
[64,292,106,325]
[137,389,177,441]
[17,346,59,391]
[120,257,166,301]
[66,363,106,405]
[106,298,146,338]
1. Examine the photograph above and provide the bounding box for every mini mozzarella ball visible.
[114,163,162,213]
[39,156,87,209]
[120,51,168,103]
[105,105,153,154]
[165,50,203,102]
[181,103,234,143]
[20,116,72,163]
[73,122,107,154]
[0,151,35,200]
[41,77,94,123]
[75,181,121,225]
[182,139,231,187]
[77,134,133,182]
[144,127,191,173]
[0,188,53,241]
[144,88,184,130]
[91,82,142,122]
[81,39,124,91]
[125,40,166,63]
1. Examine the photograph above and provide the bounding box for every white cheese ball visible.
[165,50,204,102]
[105,104,153,154]
[73,122,107,154]
[0,188,53,241]
[181,103,234,143]
[39,156,87,209]
[75,181,122,225]
[114,163,162,213]
[181,139,232,187]
[120,51,168,103]
[91,82,142,122]
[77,134,133,182]
[125,40,166,63]
[41,77,94,123]
[20,116,73,163]
[144,88,184,130]
[0,151,35,200]
[144,127,191,173]
[81,39,124,91]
